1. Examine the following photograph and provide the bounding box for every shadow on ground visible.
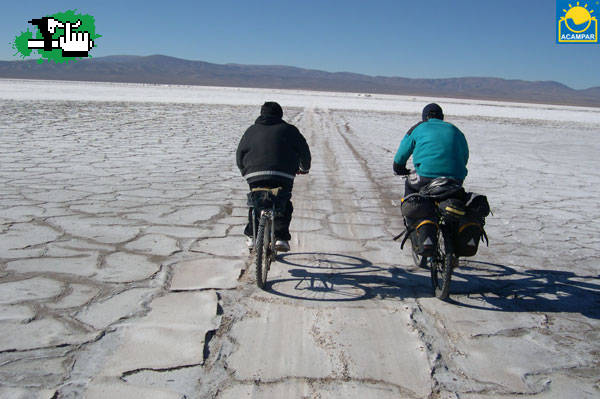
[266,252,600,318]
[449,260,600,319]
[267,252,431,302]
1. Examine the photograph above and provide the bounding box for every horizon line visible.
[1,53,598,91]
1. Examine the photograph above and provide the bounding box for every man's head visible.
[261,101,283,118]
[422,103,444,121]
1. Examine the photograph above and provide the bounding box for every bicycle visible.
[248,187,284,289]
[247,170,308,290]
[394,175,466,300]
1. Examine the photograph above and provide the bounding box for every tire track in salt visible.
[212,108,434,399]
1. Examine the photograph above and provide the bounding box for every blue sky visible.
[3,0,600,89]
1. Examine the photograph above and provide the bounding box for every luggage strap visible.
[458,222,479,233]
[416,220,436,230]
[392,229,411,250]
[482,227,489,246]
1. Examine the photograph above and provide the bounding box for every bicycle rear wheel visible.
[255,215,271,289]
[430,230,456,300]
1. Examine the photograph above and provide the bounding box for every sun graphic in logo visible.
[562,2,596,32]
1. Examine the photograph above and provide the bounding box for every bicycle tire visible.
[431,253,455,299]
[430,230,456,299]
[255,215,268,289]
[262,216,272,285]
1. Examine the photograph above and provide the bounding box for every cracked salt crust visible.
[0,81,598,398]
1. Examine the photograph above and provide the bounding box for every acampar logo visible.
[557,1,598,43]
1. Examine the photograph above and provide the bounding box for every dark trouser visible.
[244,179,294,241]
[404,172,434,196]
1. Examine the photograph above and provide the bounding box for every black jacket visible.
[236,111,311,184]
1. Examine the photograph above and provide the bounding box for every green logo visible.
[12,10,101,63]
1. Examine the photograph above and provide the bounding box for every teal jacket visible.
[394,118,469,180]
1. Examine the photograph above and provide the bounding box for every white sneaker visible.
[275,240,290,252]
[246,236,254,250]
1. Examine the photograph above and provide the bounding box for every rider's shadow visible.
[268,252,432,301]
[445,260,600,319]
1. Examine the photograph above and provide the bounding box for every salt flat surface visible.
[0,79,598,398]
[2,78,600,123]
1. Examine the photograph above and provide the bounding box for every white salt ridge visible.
[1,79,598,123]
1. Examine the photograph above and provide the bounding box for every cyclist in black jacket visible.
[236,102,311,252]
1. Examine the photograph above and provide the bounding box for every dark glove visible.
[393,162,410,176]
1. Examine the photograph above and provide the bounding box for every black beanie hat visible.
[422,103,444,121]
[261,101,283,118]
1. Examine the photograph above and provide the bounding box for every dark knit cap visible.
[422,103,444,121]
[261,101,283,118]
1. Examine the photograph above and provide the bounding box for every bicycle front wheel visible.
[255,215,270,289]
[430,230,456,300]
[431,254,456,300]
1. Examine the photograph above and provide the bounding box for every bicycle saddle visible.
[248,187,286,210]
[251,187,282,196]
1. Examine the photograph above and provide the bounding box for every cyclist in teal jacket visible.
[393,103,469,195]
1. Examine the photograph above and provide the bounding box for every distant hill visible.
[1,55,599,107]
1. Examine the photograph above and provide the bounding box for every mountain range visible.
[1,55,599,107]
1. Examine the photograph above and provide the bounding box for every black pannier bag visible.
[454,192,490,257]
[411,219,438,257]
[400,194,438,257]
[465,192,490,219]
[400,193,436,219]
[437,198,466,221]
[455,218,487,257]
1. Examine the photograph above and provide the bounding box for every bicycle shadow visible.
[446,260,600,319]
[266,252,600,319]
[267,252,432,302]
